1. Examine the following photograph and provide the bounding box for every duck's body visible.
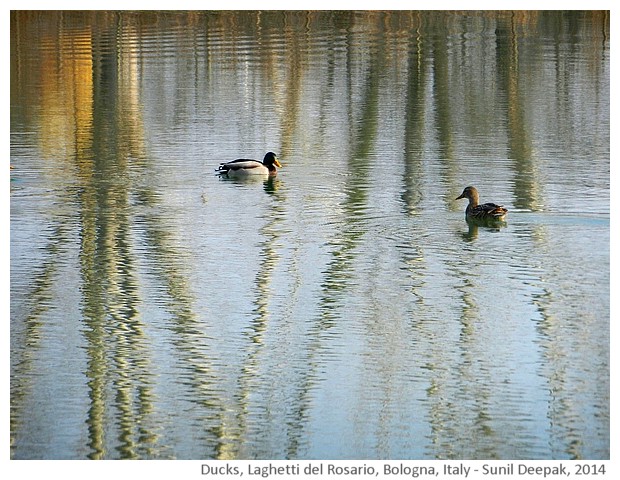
[216,152,281,177]
[456,186,507,221]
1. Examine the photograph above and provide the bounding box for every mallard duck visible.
[216,152,281,177]
[456,186,508,221]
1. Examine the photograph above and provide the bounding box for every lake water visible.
[10,11,609,460]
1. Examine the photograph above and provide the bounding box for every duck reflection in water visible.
[263,176,280,194]
[217,171,282,194]
[460,217,507,241]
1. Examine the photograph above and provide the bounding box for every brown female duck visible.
[456,186,507,221]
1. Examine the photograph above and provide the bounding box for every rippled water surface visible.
[10,11,609,460]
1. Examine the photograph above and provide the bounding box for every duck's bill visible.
[274,158,282,168]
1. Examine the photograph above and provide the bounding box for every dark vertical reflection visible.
[401,12,426,215]
[317,11,382,323]
[10,11,93,457]
[529,222,609,460]
[10,11,184,459]
[134,193,227,460]
[496,12,540,211]
[441,248,501,459]
[237,186,306,459]
[430,13,458,195]
[279,11,304,160]
[80,13,158,459]
[10,223,72,458]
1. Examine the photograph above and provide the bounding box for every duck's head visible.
[263,152,282,168]
[456,186,479,202]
